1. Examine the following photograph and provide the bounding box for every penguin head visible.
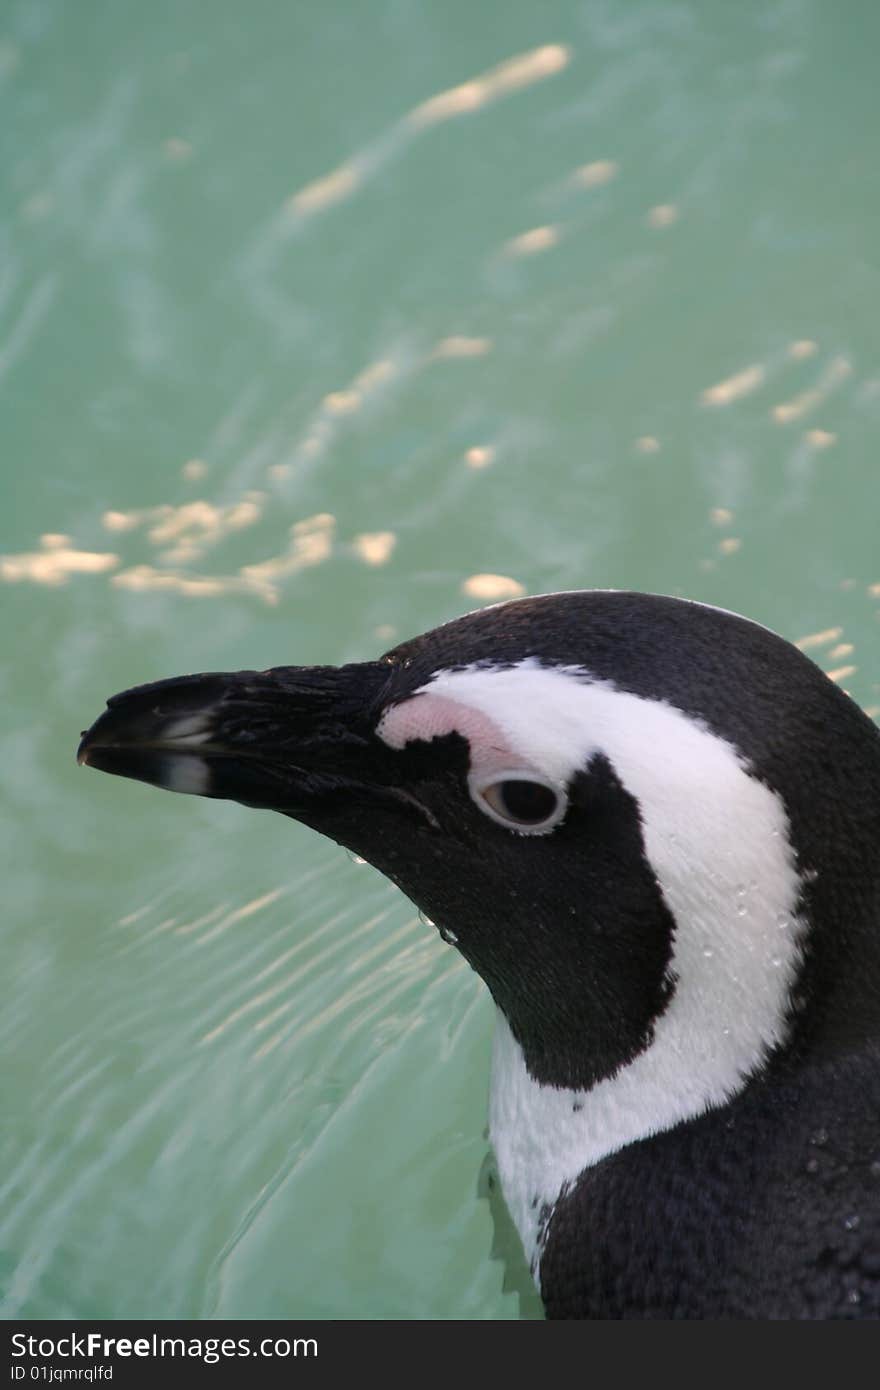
[78,591,880,1092]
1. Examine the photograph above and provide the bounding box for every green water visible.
[2,0,879,1320]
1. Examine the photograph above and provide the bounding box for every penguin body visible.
[77,591,880,1318]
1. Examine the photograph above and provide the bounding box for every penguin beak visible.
[76,663,393,815]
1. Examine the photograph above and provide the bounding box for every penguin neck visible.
[741,699,880,1060]
[789,865,880,1061]
[488,835,880,1279]
[485,771,814,1274]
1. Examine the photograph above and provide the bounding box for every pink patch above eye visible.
[378,692,526,781]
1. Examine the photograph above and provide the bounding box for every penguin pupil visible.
[499,779,558,823]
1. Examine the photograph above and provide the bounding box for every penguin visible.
[77,590,880,1319]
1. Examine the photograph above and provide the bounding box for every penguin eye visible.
[471,772,566,834]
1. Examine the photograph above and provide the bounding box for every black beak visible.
[77,663,393,814]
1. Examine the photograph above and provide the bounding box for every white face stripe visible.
[379,660,807,1276]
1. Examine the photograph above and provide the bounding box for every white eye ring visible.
[469,769,568,835]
